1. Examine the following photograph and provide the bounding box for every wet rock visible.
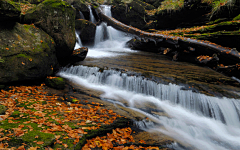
[75,19,96,45]
[23,0,76,65]
[0,0,21,22]
[71,0,90,20]
[126,38,161,52]
[72,47,88,62]
[45,77,66,90]
[0,23,58,84]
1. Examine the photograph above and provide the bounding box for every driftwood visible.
[97,9,240,66]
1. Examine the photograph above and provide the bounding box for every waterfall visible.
[58,65,240,150]
[74,31,82,50]
[101,5,112,17]
[79,11,85,19]
[88,5,133,58]
[88,5,96,23]
[93,5,123,46]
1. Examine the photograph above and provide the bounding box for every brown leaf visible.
[36,141,44,145]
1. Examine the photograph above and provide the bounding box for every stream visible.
[59,5,240,150]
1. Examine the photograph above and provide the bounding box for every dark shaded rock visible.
[0,23,58,84]
[23,0,76,65]
[111,1,146,29]
[62,47,88,65]
[75,19,96,45]
[135,0,155,10]
[0,0,21,22]
[217,64,240,79]
[71,0,90,20]
[152,0,164,8]
[126,38,161,52]
[45,77,66,90]
[0,105,6,115]
[0,85,5,89]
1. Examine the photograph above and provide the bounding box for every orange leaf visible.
[36,141,44,145]
[28,147,38,150]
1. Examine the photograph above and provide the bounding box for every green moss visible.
[42,0,72,11]
[53,138,75,149]
[15,53,31,59]
[0,105,6,115]
[233,14,240,21]
[0,120,20,129]
[45,77,65,90]
[21,131,55,148]
[7,0,21,12]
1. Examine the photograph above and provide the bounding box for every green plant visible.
[157,0,184,13]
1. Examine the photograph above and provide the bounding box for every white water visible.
[88,5,96,23]
[58,66,240,150]
[74,31,82,50]
[87,5,134,58]
[62,5,240,150]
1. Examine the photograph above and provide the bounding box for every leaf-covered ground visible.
[0,83,165,150]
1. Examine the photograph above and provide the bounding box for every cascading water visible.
[74,31,82,50]
[59,65,240,150]
[88,5,96,23]
[59,5,240,150]
[88,5,134,58]
[79,11,85,19]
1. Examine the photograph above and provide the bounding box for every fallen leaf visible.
[36,141,44,145]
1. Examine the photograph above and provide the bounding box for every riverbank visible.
[0,79,174,150]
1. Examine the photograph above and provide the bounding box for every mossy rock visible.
[111,2,146,29]
[71,0,90,20]
[0,23,58,84]
[233,14,240,21]
[20,131,55,148]
[0,0,21,22]
[135,0,155,10]
[0,105,6,115]
[75,19,96,45]
[23,0,76,65]
[45,77,66,90]
[75,117,133,149]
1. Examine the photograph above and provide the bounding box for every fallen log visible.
[97,9,240,65]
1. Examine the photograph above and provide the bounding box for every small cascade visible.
[59,65,240,127]
[79,11,85,19]
[88,5,96,23]
[93,5,118,46]
[94,22,110,45]
[58,65,240,150]
[101,5,112,17]
[74,31,82,50]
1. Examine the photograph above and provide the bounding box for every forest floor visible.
[0,80,173,150]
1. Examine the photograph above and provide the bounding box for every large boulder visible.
[0,0,21,22]
[111,1,146,30]
[0,23,58,84]
[75,19,96,45]
[23,0,76,65]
